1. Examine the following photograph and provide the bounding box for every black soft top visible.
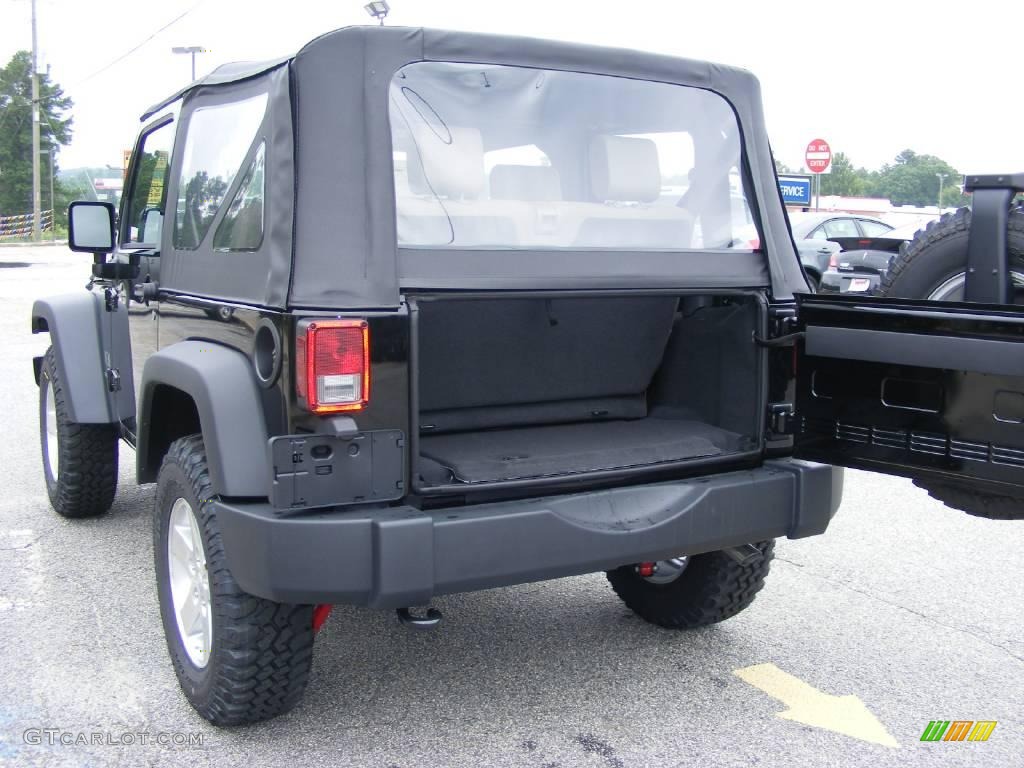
[143,26,804,309]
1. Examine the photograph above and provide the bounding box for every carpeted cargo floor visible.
[420,418,742,484]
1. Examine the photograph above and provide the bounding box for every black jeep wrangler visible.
[32,26,1024,726]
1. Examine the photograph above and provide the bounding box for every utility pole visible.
[42,148,54,241]
[31,0,42,241]
[936,172,947,215]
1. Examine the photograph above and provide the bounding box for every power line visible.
[74,1,206,87]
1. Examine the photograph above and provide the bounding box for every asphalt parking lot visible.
[1,244,1022,768]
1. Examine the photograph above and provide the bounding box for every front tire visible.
[39,346,118,518]
[154,435,315,726]
[606,541,775,629]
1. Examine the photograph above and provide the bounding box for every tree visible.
[0,51,73,221]
[873,149,966,208]
[818,152,865,197]
[774,157,792,175]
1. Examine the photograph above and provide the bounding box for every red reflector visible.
[828,253,839,268]
[638,562,656,577]
[749,238,761,250]
[297,319,370,413]
[315,325,364,376]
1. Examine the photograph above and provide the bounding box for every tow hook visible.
[636,562,657,577]
[312,604,333,634]
[724,543,762,566]
[396,606,443,630]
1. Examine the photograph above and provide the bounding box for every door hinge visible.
[768,402,795,436]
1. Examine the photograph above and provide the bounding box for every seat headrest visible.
[589,135,661,203]
[407,126,485,199]
[489,165,563,201]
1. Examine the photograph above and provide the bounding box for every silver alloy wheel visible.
[642,556,690,585]
[927,270,1024,301]
[167,498,213,668]
[44,380,58,480]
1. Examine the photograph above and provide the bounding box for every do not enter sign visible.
[806,139,831,173]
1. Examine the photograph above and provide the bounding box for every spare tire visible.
[914,480,1024,521]
[880,206,1024,301]
[881,206,1024,520]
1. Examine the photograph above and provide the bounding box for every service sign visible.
[778,174,813,206]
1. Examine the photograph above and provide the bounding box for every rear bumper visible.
[215,459,843,607]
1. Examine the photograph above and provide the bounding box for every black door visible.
[794,294,1024,498]
[118,112,177,441]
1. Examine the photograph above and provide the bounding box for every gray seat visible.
[575,134,692,248]
[489,165,562,201]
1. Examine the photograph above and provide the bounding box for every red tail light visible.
[295,319,370,413]
[828,253,839,269]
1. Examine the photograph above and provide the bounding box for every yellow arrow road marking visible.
[734,663,899,748]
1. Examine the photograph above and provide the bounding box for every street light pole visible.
[936,172,947,215]
[171,46,206,81]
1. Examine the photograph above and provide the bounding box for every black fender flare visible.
[31,293,132,423]
[139,341,271,497]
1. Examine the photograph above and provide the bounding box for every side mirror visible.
[68,201,116,254]
[140,207,163,245]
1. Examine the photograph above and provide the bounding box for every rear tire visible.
[39,346,118,518]
[606,540,775,629]
[154,435,315,726]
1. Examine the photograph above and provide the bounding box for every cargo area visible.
[414,294,763,489]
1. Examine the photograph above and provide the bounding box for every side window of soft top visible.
[123,115,177,248]
[173,93,268,251]
[213,142,265,252]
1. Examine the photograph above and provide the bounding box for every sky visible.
[1,0,1022,175]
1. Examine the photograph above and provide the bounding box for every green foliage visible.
[872,149,966,207]
[0,50,73,219]
[818,152,865,197]
[808,148,969,208]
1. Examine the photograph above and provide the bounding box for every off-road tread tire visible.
[40,346,118,517]
[880,206,1024,299]
[881,208,1024,518]
[606,540,775,629]
[915,480,1024,520]
[155,435,314,726]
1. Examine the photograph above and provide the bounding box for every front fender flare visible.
[31,293,132,423]
[139,341,270,497]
